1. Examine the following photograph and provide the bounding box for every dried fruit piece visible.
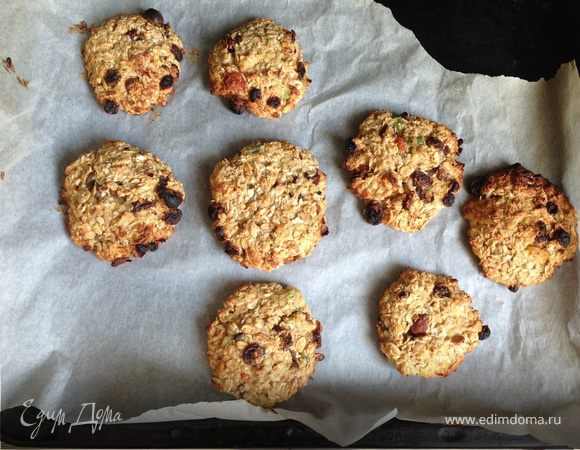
[208,201,225,220]
[345,138,357,154]
[111,258,130,267]
[171,44,184,61]
[409,314,429,336]
[229,96,246,114]
[160,75,173,89]
[163,209,182,225]
[243,343,265,366]
[478,325,491,340]
[157,186,183,208]
[535,221,549,243]
[297,61,306,79]
[426,136,443,149]
[104,69,120,86]
[433,284,450,297]
[546,201,558,215]
[412,171,432,200]
[224,242,239,255]
[249,87,262,102]
[142,8,164,25]
[214,226,226,241]
[364,200,383,225]
[266,96,281,108]
[103,100,118,114]
[554,228,571,246]
[442,193,455,207]
[469,176,487,196]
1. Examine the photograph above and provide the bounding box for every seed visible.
[469,176,487,196]
[157,187,183,208]
[249,88,262,102]
[228,96,246,114]
[409,314,429,336]
[171,44,184,61]
[104,69,120,86]
[479,325,491,340]
[363,200,383,225]
[443,193,455,207]
[554,228,571,246]
[297,61,306,79]
[111,258,130,267]
[142,8,164,25]
[546,202,558,215]
[426,136,443,149]
[233,332,245,342]
[224,242,239,255]
[163,209,182,225]
[160,75,173,89]
[208,202,225,220]
[535,221,549,243]
[508,285,519,292]
[214,226,225,241]
[132,200,155,212]
[242,343,264,366]
[345,138,357,154]
[433,284,450,297]
[266,96,281,108]
[135,244,150,257]
[103,100,118,114]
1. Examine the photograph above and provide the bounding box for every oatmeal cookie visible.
[83,8,184,115]
[209,140,328,271]
[208,18,311,119]
[206,282,324,408]
[377,268,486,377]
[344,111,464,232]
[463,163,577,289]
[61,140,185,266]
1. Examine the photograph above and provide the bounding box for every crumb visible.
[16,77,29,89]
[150,110,162,122]
[68,20,91,34]
[0,171,5,181]
[186,47,200,64]
[2,57,15,73]
[78,72,86,80]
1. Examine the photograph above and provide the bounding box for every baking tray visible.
[0,0,575,447]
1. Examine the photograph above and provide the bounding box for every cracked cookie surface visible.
[209,140,327,271]
[344,111,464,232]
[83,9,184,115]
[377,269,484,377]
[206,282,324,408]
[463,163,577,289]
[209,18,311,119]
[61,140,185,265]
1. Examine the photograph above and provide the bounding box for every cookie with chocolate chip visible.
[83,8,184,115]
[208,18,311,119]
[206,283,324,408]
[61,140,185,265]
[343,111,464,232]
[377,269,485,377]
[463,163,577,289]
[209,140,327,271]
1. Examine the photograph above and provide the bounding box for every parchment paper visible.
[1,0,579,447]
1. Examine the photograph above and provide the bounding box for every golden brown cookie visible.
[463,163,577,290]
[377,269,486,377]
[61,140,185,266]
[344,111,464,232]
[208,18,311,119]
[206,282,324,408]
[83,9,184,115]
[208,140,328,271]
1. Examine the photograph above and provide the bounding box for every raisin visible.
[228,96,246,114]
[297,61,306,79]
[433,284,450,297]
[469,176,487,196]
[85,172,96,190]
[157,186,183,208]
[103,100,118,114]
[350,164,370,180]
[508,285,519,292]
[111,258,130,267]
[208,202,225,220]
[535,221,549,243]
[478,325,491,340]
[224,36,236,52]
[442,193,455,207]
[142,8,164,25]
[125,77,138,90]
[312,321,322,348]
[402,193,413,211]
[104,69,120,86]
[305,171,321,184]
[135,244,150,257]
[412,171,432,200]
[148,242,159,252]
[160,75,173,89]
[287,29,296,42]
[249,87,262,102]
[242,343,264,366]
[458,138,464,145]
[280,331,293,349]
[214,226,225,241]
[163,209,182,225]
[321,224,329,236]
[266,96,281,108]
[426,136,443,149]
[363,201,383,225]
[449,180,460,193]
[132,200,155,212]
[546,201,558,215]
[345,138,357,154]
[171,44,184,61]
[399,112,408,118]
[233,332,245,342]
[398,290,409,298]
[409,314,429,336]
[554,228,571,246]
[224,242,239,256]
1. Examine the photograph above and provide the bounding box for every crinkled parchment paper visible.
[1,0,579,446]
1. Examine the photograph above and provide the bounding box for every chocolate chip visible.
[442,193,455,207]
[409,314,429,336]
[111,258,130,267]
[233,332,245,342]
[132,200,155,212]
[103,100,118,114]
[398,290,409,298]
[363,200,383,225]
[160,75,173,89]
[207,227,223,243]
[228,96,246,114]
[321,224,329,236]
[412,171,432,200]
[163,209,182,225]
[157,187,183,208]
[433,284,450,297]
[350,164,370,180]
[171,44,184,61]
[554,228,571,246]
[345,138,357,154]
[249,87,262,102]
[224,35,235,52]
[469,176,487,196]
[312,321,322,348]
[546,201,558,215]
[535,221,549,243]
[242,343,264,366]
[142,8,164,25]
[208,202,225,220]
[478,325,491,340]
[297,61,306,79]
[426,136,443,149]
[508,285,519,292]
[280,331,293,350]
[266,96,281,108]
[224,242,239,256]
[135,244,150,257]
[104,69,120,86]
